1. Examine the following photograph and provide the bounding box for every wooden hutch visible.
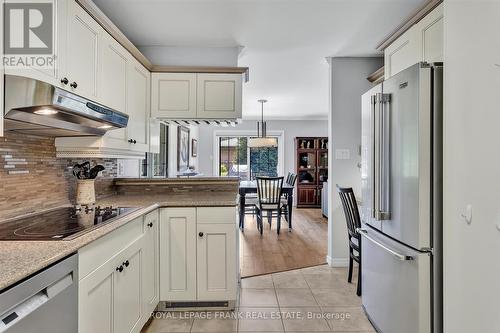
[295,137,328,208]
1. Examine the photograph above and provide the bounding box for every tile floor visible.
[142,264,375,332]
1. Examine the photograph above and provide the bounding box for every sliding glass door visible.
[218,136,279,180]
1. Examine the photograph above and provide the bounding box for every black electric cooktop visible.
[0,206,138,241]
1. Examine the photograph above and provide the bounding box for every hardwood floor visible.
[239,208,328,277]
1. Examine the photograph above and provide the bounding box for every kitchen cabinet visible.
[151,73,242,120]
[79,237,143,333]
[65,0,102,100]
[142,210,159,316]
[160,207,238,304]
[0,0,3,137]
[384,4,443,78]
[159,208,197,301]
[4,0,68,89]
[196,223,237,301]
[416,3,443,64]
[78,211,161,333]
[196,74,242,119]
[126,58,151,151]
[151,73,197,119]
[100,33,128,113]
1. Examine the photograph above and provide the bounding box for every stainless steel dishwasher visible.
[0,254,78,332]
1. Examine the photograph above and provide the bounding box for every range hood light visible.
[98,124,113,129]
[34,109,58,115]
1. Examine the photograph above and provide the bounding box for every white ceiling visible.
[93,0,425,120]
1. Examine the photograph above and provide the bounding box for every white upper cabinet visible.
[100,33,128,112]
[416,3,443,64]
[66,0,102,99]
[197,74,242,119]
[384,4,443,78]
[384,28,420,79]
[151,73,243,120]
[127,58,151,151]
[151,73,197,119]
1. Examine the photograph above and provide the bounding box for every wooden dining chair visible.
[281,173,297,225]
[336,185,362,296]
[255,176,284,235]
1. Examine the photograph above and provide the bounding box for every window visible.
[218,135,279,180]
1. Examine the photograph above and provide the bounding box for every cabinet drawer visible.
[79,216,143,279]
[197,207,236,224]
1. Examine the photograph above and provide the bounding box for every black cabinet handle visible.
[116,265,124,273]
[199,232,204,237]
[60,77,68,85]
[70,82,78,88]
[123,260,130,268]
[128,139,137,144]
[147,222,153,228]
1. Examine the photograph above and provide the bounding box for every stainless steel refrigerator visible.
[360,62,442,333]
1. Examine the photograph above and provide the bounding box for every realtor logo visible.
[4,2,53,54]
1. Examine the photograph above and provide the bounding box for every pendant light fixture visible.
[248,99,278,148]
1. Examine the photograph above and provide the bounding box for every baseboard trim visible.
[326,256,349,267]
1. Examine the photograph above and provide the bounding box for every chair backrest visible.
[336,185,361,239]
[256,176,284,208]
[286,173,298,187]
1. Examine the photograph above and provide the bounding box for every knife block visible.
[76,179,96,205]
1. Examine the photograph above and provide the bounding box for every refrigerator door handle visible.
[374,93,391,221]
[357,228,413,261]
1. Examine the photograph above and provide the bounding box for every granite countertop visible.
[0,192,238,292]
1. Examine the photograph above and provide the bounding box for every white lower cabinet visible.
[159,208,197,301]
[79,211,160,333]
[159,207,238,303]
[79,237,143,333]
[196,223,237,301]
[142,210,160,316]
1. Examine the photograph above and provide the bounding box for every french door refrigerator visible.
[360,62,442,333]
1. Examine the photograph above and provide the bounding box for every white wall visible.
[326,57,383,266]
[197,120,328,179]
[139,46,240,67]
[443,1,500,332]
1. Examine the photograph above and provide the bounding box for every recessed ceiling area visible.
[93,0,425,120]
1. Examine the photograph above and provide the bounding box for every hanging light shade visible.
[248,99,278,148]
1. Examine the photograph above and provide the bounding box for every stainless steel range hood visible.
[4,75,128,137]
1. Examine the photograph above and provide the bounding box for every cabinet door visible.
[196,223,237,301]
[160,208,197,301]
[142,210,159,316]
[127,59,150,151]
[384,28,420,79]
[297,186,318,206]
[151,73,197,118]
[66,0,101,99]
[4,0,67,87]
[197,74,242,119]
[416,4,443,63]
[0,0,3,137]
[79,262,115,333]
[114,239,143,333]
[100,33,128,112]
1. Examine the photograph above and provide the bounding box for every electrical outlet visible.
[335,149,350,160]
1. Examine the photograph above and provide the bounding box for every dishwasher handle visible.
[357,228,414,261]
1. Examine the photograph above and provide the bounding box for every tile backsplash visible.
[0,132,117,220]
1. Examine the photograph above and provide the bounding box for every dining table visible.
[239,180,295,230]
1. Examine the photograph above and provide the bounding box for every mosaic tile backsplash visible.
[0,132,117,220]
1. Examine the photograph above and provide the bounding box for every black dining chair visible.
[255,176,284,235]
[336,185,362,296]
[281,173,297,225]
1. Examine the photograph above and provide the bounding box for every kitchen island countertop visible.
[0,191,238,291]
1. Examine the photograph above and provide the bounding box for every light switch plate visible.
[335,149,350,160]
